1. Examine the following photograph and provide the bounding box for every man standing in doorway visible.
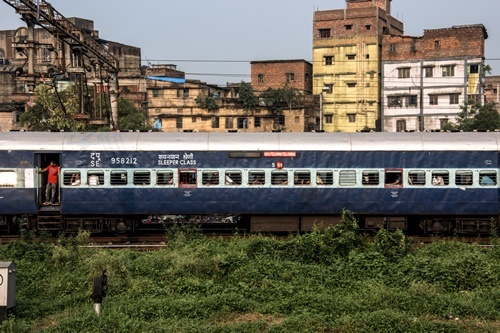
[38,161,60,205]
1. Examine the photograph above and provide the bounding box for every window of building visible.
[249,170,265,185]
[347,114,356,123]
[212,117,219,128]
[176,117,183,129]
[271,171,288,185]
[434,40,440,49]
[202,171,219,185]
[275,115,285,127]
[225,117,233,129]
[429,95,438,105]
[442,65,455,77]
[305,73,310,83]
[424,66,434,78]
[346,54,356,60]
[408,95,418,106]
[389,44,396,53]
[157,171,174,186]
[325,115,333,123]
[110,171,127,185]
[346,82,357,88]
[365,25,371,30]
[450,94,459,105]
[396,120,406,132]
[319,29,331,38]
[388,96,402,107]
[177,88,189,98]
[225,171,241,185]
[339,170,356,186]
[192,116,197,123]
[345,24,353,30]
[455,170,473,186]
[133,171,151,185]
[295,116,300,123]
[258,74,264,84]
[365,54,370,59]
[432,171,449,186]
[316,171,333,185]
[286,73,295,82]
[362,171,379,185]
[42,48,50,62]
[409,171,425,185]
[254,116,261,128]
[324,83,334,92]
[324,56,334,65]
[398,68,410,79]
[237,117,248,129]
[469,64,479,74]
[468,94,481,104]
[152,89,161,98]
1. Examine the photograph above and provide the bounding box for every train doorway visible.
[35,153,61,205]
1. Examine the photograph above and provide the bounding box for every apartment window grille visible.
[319,29,331,38]
[442,65,455,77]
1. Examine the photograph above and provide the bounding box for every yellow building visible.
[312,0,403,132]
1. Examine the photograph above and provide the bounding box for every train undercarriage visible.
[0,213,498,237]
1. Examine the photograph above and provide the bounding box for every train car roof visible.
[1,131,500,151]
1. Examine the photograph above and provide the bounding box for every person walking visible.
[38,161,60,205]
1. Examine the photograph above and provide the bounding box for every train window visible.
[408,170,425,185]
[479,171,497,186]
[385,170,402,186]
[63,171,81,186]
[110,170,127,185]
[294,171,311,185]
[316,170,333,185]
[202,171,219,185]
[339,170,356,186]
[0,170,16,187]
[179,170,197,185]
[362,171,379,185]
[134,171,151,185]
[249,170,265,185]
[225,171,241,185]
[271,171,288,185]
[431,171,449,186]
[157,171,174,186]
[87,171,104,186]
[455,170,473,186]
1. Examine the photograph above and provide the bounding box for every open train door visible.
[35,153,61,206]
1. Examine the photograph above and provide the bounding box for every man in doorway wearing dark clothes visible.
[38,161,60,205]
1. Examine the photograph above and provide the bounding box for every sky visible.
[1,0,499,85]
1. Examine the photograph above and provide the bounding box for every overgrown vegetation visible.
[0,213,498,332]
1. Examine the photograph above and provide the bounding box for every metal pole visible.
[319,92,323,132]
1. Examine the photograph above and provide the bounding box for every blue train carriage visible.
[0,131,499,236]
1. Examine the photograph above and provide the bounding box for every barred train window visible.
[249,170,265,185]
[111,170,127,185]
[294,171,311,185]
[134,171,150,185]
[480,171,497,186]
[455,170,472,186]
[339,170,356,186]
[225,171,241,185]
[316,171,333,185]
[432,171,449,186]
[157,171,174,186]
[87,171,104,186]
[271,171,288,185]
[202,171,219,185]
[409,170,425,185]
[179,170,196,185]
[362,171,379,185]
[0,170,16,187]
[63,171,81,186]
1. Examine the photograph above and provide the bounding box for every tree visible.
[260,85,302,114]
[195,95,219,112]
[117,98,152,131]
[237,81,258,111]
[20,84,86,132]
[443,99,500,132]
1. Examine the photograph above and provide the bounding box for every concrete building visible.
[313,0,403,132]
[485,76,500,112]
[382,25,488,132]
[0,18,143,131]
